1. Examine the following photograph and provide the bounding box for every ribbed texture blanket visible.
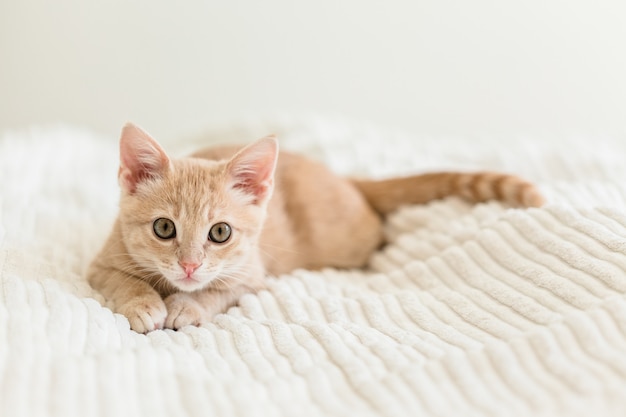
[1,118,626,416]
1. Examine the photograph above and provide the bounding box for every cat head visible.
[117,123,278,292]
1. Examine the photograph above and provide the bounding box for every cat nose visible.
[179,261,201,277]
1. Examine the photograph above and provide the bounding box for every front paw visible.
[164,293,205,330]
[118,299,167,333]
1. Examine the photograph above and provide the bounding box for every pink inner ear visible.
[228,136,278,204]
[119,123,170,194]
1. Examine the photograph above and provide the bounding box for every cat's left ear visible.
[118,123,171,194]
[226,135,279,205]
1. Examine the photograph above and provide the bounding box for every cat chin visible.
[169,276,209,292]
[164,271,220,292]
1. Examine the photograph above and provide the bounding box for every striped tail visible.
[353,171,545,215]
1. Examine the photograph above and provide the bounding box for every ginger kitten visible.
[87,123,544,333]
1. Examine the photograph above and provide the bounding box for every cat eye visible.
[153,218,176,239]
[208,222,231,243]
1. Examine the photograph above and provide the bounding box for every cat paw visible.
[118,299,168,333]
[164,293,205,330]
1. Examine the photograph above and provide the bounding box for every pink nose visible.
[179,261,201,277]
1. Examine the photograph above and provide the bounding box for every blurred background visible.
[1,0,625,140]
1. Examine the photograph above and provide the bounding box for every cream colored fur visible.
[87,123,543,333]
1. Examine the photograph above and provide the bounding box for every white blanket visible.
[2,118,626,416]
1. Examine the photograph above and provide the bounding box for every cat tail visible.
[352,171,545,215]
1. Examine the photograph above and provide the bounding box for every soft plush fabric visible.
[1,118,626,417]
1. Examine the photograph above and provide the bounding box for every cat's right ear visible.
[118,123,171,194]
[226,135,279,205]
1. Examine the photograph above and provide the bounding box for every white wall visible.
[1,0,625,139]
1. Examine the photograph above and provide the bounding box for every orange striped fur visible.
[355,171,544,215]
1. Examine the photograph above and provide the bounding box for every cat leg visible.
[88,265,167,333]
[117,291,168,334]
[163,292,205,329]
[163,285,255,330]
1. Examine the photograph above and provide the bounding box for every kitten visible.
[87,123,544,333]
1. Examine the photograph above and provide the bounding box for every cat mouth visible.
[170,271,219,292]
[170,276,204,292]
[177,276,201,284]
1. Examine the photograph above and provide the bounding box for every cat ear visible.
[226,135,279,204]
[118,123,171,194]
